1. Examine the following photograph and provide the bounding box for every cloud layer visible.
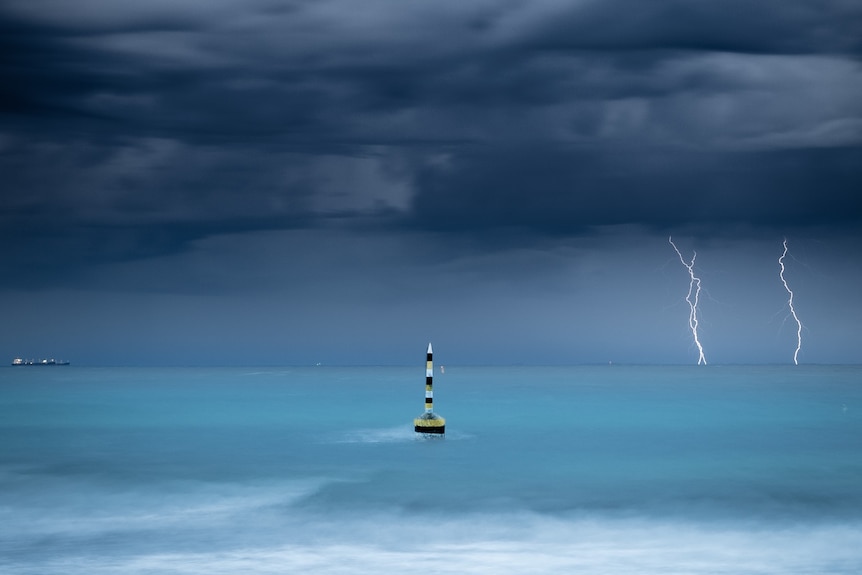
[2,1,861,363]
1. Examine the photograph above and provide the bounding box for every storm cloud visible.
[2,1,861,364]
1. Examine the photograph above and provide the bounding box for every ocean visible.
[2,364,861,574]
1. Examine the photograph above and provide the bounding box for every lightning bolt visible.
[778,238,803,365]
[669,237,707,365]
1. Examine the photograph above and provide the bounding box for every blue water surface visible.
[2,365,861,573]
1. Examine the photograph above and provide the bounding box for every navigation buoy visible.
[414,342,445,435]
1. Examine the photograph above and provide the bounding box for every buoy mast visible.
[414,342,445,435]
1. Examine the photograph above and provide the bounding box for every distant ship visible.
[11,358,70,366]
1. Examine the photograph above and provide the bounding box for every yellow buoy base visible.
[414,413,446,434]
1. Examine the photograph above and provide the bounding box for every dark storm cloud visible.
[2,0,862,288]
[411,144,862,236]
[523,0,862,55]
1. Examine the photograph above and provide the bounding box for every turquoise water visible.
[2,365,861,573]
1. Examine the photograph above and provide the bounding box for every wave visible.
[333,425,473,444]
[4,513,861,574]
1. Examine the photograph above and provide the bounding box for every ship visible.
[11,358,70,366]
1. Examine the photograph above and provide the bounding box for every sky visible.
[2,0,861,366]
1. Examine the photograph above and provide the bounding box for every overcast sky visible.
[2,0,861,366]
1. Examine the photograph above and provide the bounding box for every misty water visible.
[2,365,861,574]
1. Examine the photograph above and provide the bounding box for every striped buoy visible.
[414,342,445,435]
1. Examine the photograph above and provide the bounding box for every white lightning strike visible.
[779,238,803,365]
[669,237,707,365]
